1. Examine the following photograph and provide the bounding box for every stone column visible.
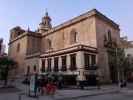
[76,51,84,69]
[76,51,85,80]
[51,57,54,72]
[67,54,70,71]
[45,58,48,72]
[58,56,62,72]
[38,59,42,74]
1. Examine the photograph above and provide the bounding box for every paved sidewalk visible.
[0,79,121,100]
[15,85,120,100]
[51,88,119,100]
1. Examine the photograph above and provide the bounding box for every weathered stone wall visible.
[95,16,120,82]
[25,57,40,74]
[8,9,121,83]
[41,16,97,52]
[27,35,41,55]
[8,35,28,76]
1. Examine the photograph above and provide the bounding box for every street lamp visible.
[115,47,121,87]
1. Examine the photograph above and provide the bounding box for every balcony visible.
[84,65,98,70]
[104,39,117,48]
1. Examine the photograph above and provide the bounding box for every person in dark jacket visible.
[96,75,101,89]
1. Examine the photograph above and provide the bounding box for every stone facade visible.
[0,38,5,55]
[8,9,120,83]
[0,38,3,55]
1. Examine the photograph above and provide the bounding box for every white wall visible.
[125,48,133,57]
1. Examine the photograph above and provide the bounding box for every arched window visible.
[41,59,45,72]
[46,38,52,50]
[17,43,20,52]
[108,30,112,41]
[33,65,37,72]
[26,66,30,75]
[70,29,78,44]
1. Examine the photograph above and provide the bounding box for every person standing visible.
[58,75,63,89]
[96,75,101,89]
[46,79,56,95]
[34,73,38,96]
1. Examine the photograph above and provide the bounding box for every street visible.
[1,90,133,100]
[0,81,133,100]
[71,92,133,100]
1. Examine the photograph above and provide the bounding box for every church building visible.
[8,9,121,84]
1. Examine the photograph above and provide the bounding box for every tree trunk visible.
[3,66,9,87]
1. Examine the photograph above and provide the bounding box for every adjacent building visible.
[120,36,133,56]
[120,36,133,81]
[0,38,5,56]
[8,9,121,84]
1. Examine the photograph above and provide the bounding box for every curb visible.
[55,90,120,100]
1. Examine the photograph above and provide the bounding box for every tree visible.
[104,38,129,82]
[116,48,127,81]
[123,54,133,81]
[107,47,125,82]
[0,57,17,86]
[108,47,131,82]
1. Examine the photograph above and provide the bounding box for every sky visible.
[0,0,133,52]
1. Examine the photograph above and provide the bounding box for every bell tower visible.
[38,10,52,33]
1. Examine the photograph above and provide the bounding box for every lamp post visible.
[115,47,121,87]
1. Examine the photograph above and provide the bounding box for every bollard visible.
[18,94,22,100]
[36,96,39,100]
[18,92,39,100]
[18,93,25,100]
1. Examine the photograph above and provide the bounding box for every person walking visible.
[58,75,63,89]
[46,80,57,95]
[96,75,101,89]
[42,76,48,95]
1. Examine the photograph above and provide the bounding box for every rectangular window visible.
[74,32,77,43]
[54,57,59,72]
[47,58,51,72]
[84,54,96,70]
[108,30,112,41]
[70,54,77,71]
[91,55,96,66]
[61,56,67,71]
[41,59,45,72]
[84,54,90,70]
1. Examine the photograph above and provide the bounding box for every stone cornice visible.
[42,9,119,37]
[40,44,97,58]
[25,52,41,59]
[9,9,120,43]
[25,44,97,59]
[8,32,41,45]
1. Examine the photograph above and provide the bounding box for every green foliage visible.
[0,57,17,85]
[108,47,127,68]
[108,46,132,81]
[0,57,16,66]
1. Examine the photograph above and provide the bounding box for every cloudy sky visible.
[0,0,132,52]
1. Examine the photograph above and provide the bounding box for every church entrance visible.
[63,75,77,86]
[85,75,97,86]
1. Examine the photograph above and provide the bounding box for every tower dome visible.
[38,11,52,33]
